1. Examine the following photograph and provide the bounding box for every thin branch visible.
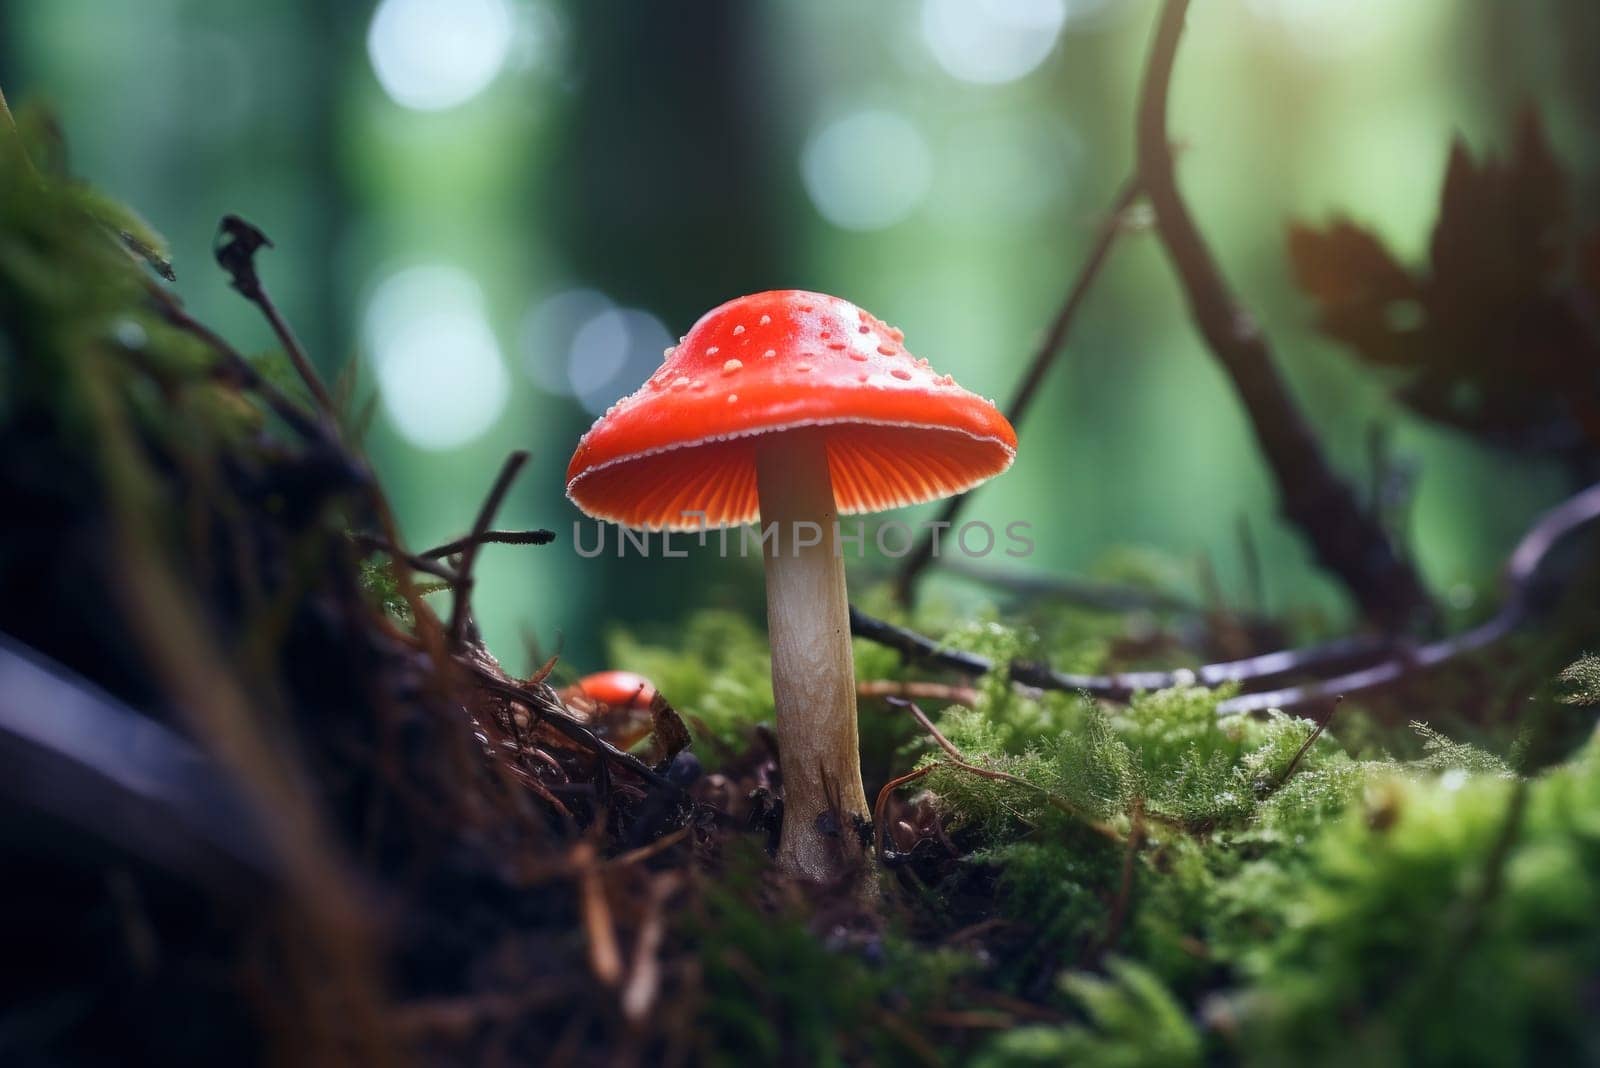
[1135,0,1429,630]
[852,480,1600,714]
[349,533,458,582]
[887,697,1121,840]
[873,763,940,861]
[213,215,338,421]
[1276,697,1342,786]
[421,528,556,560]
[894,176,1142,603]
[449,452,530,645]
[857,679,980,707]
[573,842,623,987]
[1221,479,1600,713]
[466,663,679,791]
[172,220,447,655]
[147,285,327,442]
[850,604,1383,698]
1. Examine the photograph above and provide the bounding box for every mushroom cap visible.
[565,670,657,710]
[566,290,1017,531]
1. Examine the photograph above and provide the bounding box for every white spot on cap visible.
[762,349,776,359]
[671,376,691,390]
[727,393,738,403]
[732,324,745,335]
[722,359,743,375]
[707,346,720,356]
[759,315,772,325]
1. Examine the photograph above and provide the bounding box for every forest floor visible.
[4,83,1600,1067]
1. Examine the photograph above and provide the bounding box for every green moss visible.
[692,844,971,1067]
[1222,749,1600,1065]
[975,960,1201,1068]
[1556,655,1600,707]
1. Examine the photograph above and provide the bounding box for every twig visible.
[449,452,530,645]
[421,528,556,559]
[348,533,458,582]
[852,480,1600,714]
[894,176,1143,603]
[857,679,980,707]
[887,697,1121,840]
[147,285,327,442]
[1135,0,1428,630]
[213,215,338,421]
[1276,697,1342,786]
[850,604,1384,698]
[1238,515,1265,614]
[196,223,446,653]
[621,874,680,1026]
[873,763,940,860]
[0,85,38,180]
[467,664,679,791]
[573,843,623,987]
[1221,480,1600,713]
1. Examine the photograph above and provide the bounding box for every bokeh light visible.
[363,265,510,450]
[518,289,673,413]
[801,109,932,231]
[567,306,673,415]
[519,288,614,397]
[920,0,1069,85]
[367,0,513,111]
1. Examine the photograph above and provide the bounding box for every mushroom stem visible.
[755,432,871,880]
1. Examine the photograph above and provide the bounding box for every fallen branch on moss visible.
[852,479,1600,713]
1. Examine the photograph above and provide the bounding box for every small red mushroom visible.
[561,670,658,710]
[566,290,1016,880]
[559,671,659,750]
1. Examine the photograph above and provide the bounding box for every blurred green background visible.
[3,0,1594,672]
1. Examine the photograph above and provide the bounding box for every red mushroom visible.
[562,670,658,710]
[559,670,659,750]
[566,290,1017,880]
